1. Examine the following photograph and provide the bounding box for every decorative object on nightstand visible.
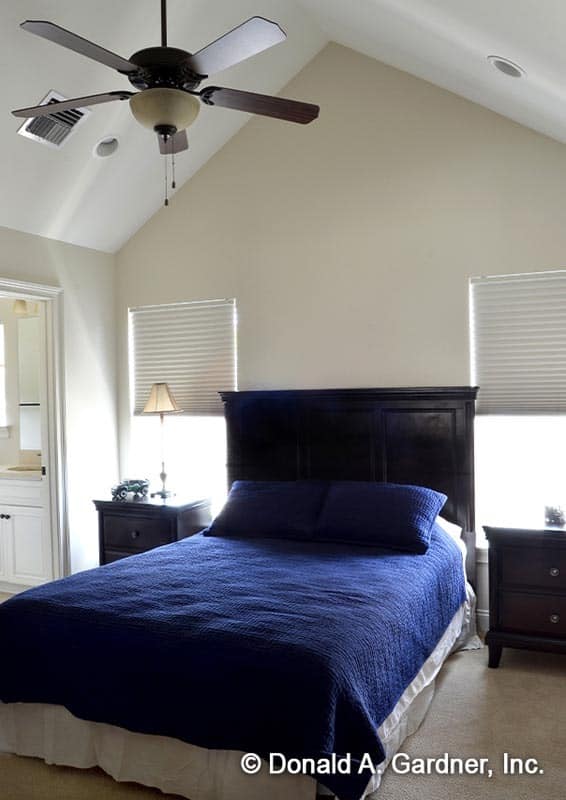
[94,496,211,565]
[545,505,565,527]
[485,525,566,668]
[142,382,181,499]
[111,478,150,501]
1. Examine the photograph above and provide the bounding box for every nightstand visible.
[94,497,212,565]
[484,525,566,668]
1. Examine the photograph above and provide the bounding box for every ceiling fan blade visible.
[200,87,319,124]
[158,129,189,155]
[21,20,136,74]
[188,17,286,77]
[12,91,133,118]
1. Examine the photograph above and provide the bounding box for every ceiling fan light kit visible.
[130,88,200,134]
[12,0,319,206]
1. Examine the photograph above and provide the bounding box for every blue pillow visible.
[204,480,327,541]
[314,481,447,553]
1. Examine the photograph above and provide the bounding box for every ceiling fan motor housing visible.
[127,47,205,91]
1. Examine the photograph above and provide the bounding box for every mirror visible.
[17,316,41,451]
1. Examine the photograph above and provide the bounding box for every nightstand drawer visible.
[500,592,566,637]
[102,514,173,551]
[501,547,566,589]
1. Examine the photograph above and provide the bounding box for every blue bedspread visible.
[0,525,465,800]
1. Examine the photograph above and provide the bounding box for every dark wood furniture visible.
[94,497,212,565]
[221,386,477,584]
[485,525,566,667]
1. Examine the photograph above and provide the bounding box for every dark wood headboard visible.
[220,387,478,582]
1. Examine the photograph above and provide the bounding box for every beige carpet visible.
[379,647,566,799]
[0,648,565,799]
[0,756,184,800]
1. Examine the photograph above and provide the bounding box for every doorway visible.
[0,279,65,594]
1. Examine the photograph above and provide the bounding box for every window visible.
[130,299,237,416]
[474,415,566,532]
[129,299,237,511]
[471,271,566,542]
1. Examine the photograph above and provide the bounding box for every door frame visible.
[0,278,67,579]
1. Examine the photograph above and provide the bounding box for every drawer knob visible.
[130,530,140,540]
[550,567,560,577]
[550,614,560,624]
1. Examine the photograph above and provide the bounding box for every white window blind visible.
[130,299,237,416]
[470,271,566,413]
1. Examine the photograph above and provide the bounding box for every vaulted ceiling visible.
[1,0,326,253]
[3,0,566,253]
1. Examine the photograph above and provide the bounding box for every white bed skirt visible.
[0,601,474,800]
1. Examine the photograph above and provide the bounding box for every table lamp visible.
[142,382,181,499]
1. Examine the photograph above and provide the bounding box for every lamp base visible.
[151,489,173,500]
[151,462,173,500]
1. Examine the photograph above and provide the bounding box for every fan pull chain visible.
[164,154,169,207]
[171,152,176,190]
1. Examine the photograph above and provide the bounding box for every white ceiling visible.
[300,0,566,146]
[3,0,566,252]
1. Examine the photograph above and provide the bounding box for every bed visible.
[0,386,479,800]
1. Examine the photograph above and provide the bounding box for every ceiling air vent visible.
[17,90,90,148]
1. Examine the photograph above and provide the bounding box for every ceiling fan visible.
[12,0,320,159]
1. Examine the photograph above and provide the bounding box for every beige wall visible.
[117,43,566,614]
[0,226,118,573]
[117,43,566,398]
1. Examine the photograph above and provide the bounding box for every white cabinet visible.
[0,480,52,590]
[1,506,51,586]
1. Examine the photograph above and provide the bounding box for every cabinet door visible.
[4,506,51,585]
[0,516,8,581]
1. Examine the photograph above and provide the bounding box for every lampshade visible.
[142,383,181,414]
[130,88,200,132]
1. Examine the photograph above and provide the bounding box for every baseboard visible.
[476,608,489,634]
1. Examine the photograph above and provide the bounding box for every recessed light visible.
[93,136,119,158]
[488,56,526,78]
